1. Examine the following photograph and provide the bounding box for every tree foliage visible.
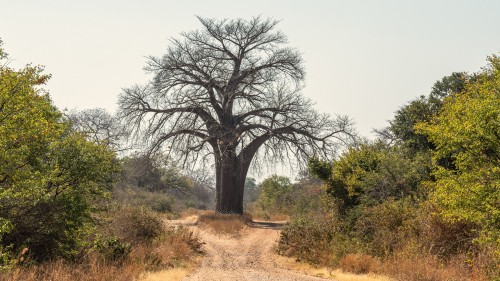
[417,56,500,245]
[257,175,294,213]
[283,56,499,279]
[376,72,468,153]
[309,143,430,215]
[243,177,260,204]
[0,41,119,262]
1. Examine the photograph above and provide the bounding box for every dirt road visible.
[180,220,329,281]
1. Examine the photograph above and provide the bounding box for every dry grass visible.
[274,253,394,281]
[139,255,203,281]
[3,256,141,281]
[197,212,252,234]
[278,248,489,281]
[340,254,381,274]
[139,267,191,281]
[329,269,395,281]
[180,208,211,218]
[0,227,202,281]
[381,254,491,281]
[250,210,290,221]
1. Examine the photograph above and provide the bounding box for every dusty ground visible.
[178,220,329,281]
[147,218,392,281]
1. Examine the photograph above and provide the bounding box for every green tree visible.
[417,56,500,247]
[376,72,468,153]
[309,142,430,215]
[243,177,260,204]
[0,41,119,261]
[258,175,294,214]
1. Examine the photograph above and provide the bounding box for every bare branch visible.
[118,16,356,175]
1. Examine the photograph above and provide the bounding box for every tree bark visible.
[214,149,251,214]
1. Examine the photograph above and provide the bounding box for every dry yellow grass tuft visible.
[180,208,211,218]
[3,257,142,281]
[140,268,190,281]
[197,212,252,234]
[139,255,203,281]
[274,253,394,281]
[381,254,486,281]
[340,254,381,274]
[329,269,395,281]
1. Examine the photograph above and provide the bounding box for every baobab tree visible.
[119,17,355,214]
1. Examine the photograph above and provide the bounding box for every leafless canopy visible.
[119,16,355,170]
[68,108,130,152]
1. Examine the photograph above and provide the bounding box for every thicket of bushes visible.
[275,56,500,281]
[0,40,205,279]
[2,206,202,280]
[0,41,120,265]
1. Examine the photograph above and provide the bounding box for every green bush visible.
[257,175,295,215]
[417,57,500,252]
[354,198,419,257]
[93,236,131,263]
[279,218,362,266]
[151,197,174,213]
[0,44,119,262]
[103,207,165,244]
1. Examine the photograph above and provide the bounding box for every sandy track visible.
[180,221,329,281]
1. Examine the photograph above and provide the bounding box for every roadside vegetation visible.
[272,56,500,281]
[0,40,207,280]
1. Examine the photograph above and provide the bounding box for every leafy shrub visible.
[354,198,419,257]
[256,175,295,215]
[103,207,164,244]
[0,43,119,262]
[1,134,118,261]
[93,236,131,263]
[279,218,361,266]
[416,56,500,254]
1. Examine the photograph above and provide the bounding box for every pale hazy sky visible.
[2,0,500,138]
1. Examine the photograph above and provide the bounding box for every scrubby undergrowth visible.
[276,189,499,281]
[1,207,202,281]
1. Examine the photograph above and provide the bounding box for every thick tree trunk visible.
[214,151,250,214]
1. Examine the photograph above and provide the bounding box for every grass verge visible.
[274,252,394,281]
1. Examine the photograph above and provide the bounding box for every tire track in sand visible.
[181,221,330,281]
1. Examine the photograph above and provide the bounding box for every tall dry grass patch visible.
[381,254,475,281]
[4,256,142,281]
[340,254,381,274]
[197,212,252,234]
